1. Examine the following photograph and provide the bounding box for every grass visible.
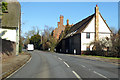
[81,54,120,59]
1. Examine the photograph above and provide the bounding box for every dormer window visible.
[86,33,90,39]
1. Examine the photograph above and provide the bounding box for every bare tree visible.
[41,25,57,51]
[110,27,117,34]
[22,26,38,47]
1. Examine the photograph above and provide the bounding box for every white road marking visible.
[63,61,70,68]
[58,57,62,60]
[93,71,108,79]
[88,69,91,71]
[6,57,32,78]
[81,65,86,68]
[72,71,82,79]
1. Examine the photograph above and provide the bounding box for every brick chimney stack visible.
[95,5,99,41]
[60,15,64,25]
[67,19,69,25]
[57,22,60,28]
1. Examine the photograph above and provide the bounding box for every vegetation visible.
[29,31,41,49]
[22,26,38,49]
[88,29,120,57]
[59,24,71,40]
[22,26,57,52]
[81,54,120,59]
[41,25,57,51]
[2,2,8,13]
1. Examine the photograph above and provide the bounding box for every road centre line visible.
[58,57,62,60]
[88,69,91,71]
[93,71,108,79]
[63,61,70,67]
[81,65,86,68]
[72,71,82,79]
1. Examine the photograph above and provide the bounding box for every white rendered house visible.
[56,5,112,55]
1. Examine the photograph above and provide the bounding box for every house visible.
[56,5,112,55]
[53,15,73,40]
[0,0,21,56]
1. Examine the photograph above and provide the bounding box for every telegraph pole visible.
[16,19,19,56]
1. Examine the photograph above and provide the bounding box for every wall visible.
[98,14,111,33]
[81,14,111,51]
[0,28,16,42]
[60,34,81,54]
[0,39,16,57]
[81,33,95,51]
[81,17,95,51]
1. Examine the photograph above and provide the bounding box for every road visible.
[9,50,119,79]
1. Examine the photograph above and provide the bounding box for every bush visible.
[19,44,22,53]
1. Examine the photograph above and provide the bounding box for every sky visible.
[20,2,118,36]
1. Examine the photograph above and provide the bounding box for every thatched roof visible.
[1,0,21,28]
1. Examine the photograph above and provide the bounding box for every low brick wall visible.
[0,39,16,58]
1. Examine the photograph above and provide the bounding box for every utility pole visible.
[16,19,19,56]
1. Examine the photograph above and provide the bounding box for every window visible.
[86,33,90,38]
[86,46,90,51]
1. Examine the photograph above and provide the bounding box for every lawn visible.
[81,54,120,59]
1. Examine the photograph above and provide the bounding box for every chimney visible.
[67,19,69,25]
[95,5,99,41]
[58,22,60,27]
[60,15,64,25]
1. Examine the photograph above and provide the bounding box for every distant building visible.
[56,5,112,55]
[53,15,73,40]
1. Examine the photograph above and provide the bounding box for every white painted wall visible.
[83,17,95,32]
[99,33,111,40]
[81,33,95,51]
[81,14,111,51]
[81,17,95,51]
[99,14,111,33]
[0,28,16,42]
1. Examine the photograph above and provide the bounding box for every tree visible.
[29,31,41,49]
[89,29,120,57]
[40,25,58,51]
[59,25,71,40]
[110,27,117,34]
[118,28,120,35]
[90,40,106,56]
[41,25,54,50]
[23,26,38,48]
[49,35,57,52]
[109,29,120,57]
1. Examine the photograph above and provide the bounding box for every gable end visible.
[99,13,112,33]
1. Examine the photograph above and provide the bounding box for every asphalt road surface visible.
[10,50,119,80]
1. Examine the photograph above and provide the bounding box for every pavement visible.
[8,50,120,80]
[1,52,31,79]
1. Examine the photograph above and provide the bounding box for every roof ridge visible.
[64,13,95,39]
[68,13,95,34]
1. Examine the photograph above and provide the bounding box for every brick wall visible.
[0,39,16,58]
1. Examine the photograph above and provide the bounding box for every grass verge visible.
[81,54,120,59]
